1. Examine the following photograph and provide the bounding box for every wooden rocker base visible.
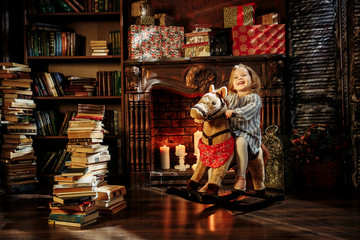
[165,187,285,212]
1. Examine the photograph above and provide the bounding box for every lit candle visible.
[175,144,186,156]
[194,130,202,155]
[160,145,170,169]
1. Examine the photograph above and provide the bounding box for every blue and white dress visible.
[225,92,262,155]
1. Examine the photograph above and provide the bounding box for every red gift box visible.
[232,24,285,56]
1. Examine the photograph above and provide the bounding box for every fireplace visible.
[124,55,286,188]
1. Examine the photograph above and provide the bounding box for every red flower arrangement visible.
[291,124,350,165]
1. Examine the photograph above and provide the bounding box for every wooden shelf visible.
[33,96,122,100]
[33,135,122,140]
[27,55,121,61]
[27,12,121,21]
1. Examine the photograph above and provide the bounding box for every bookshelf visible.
[23,0,125,188]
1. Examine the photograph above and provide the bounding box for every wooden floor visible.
[0,187,360,240]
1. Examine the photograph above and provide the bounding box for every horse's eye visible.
[212,101,216,105]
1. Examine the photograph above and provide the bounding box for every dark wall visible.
[1,0,24,63]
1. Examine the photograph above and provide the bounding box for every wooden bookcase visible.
[22,0,125,187]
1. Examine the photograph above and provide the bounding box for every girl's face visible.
[232,67,252,94]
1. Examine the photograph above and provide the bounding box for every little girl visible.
[225,63,267,196]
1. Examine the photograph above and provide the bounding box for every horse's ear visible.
[209,85,215,93]
[217,86,227,98]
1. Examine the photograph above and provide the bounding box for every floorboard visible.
[0,188,359,240]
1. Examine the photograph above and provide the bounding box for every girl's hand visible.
[225,110,234,119]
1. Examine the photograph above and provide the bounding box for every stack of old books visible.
[49,103,109,227]
[90,40,109,56]
[0,62,37,193]
[95,185,127,214]
[49,168,99,227]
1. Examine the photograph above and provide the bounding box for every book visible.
[48,218,97,228]
[50,204,97,215]
[96,201,126,214]
[95,185,126,201]
[67,131,104,139]
[55,191,97,198]
[95,194,124,208]
[49,209,99,223]
[52,195,93,205]
[53,185,94,195]
[49,200,94,211]
[54,174,82,182]
[61,167,87,176]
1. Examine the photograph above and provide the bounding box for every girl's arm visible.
[231,94,262,121]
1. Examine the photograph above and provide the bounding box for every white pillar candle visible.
[175,144,186,156]
[194,130,202,155]
[160,145,170,169]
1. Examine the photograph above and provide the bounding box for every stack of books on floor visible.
[90,40,109,56]
[49,168,99,227]
[49,103,107,227]
[0,62,37,193]
[95,185,127,214]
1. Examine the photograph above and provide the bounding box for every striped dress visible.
[225,92,262,155]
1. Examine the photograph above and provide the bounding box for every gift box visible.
[183,42,211,57]
[131,1,151,17]
[191,24,212,33]
[257,13,279,25]
[128,25,184,59]
[185,31,215,44]
[135,16,155,26]
[232,24,285,56]
[154,13,174,26]
[224,3,255,28]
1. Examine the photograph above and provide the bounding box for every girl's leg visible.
[247,148,266,191]
[234,136,248,191]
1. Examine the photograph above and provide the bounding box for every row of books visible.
[38,149,70,174]
[33,72,66,97]
[38,0,121,13]
[96,70,121,96]
[28,30,85,57]
[32,70,121,97]
[35,110,58,136]
[109,30,121,56]
[0,62,38,193]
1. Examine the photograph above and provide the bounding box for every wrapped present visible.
[183,42,211,57]
[185,31,215,44]
[154,13,174,26]
[257,13,279,25]
[131,1,151,17]
[128,25,184,59]
[135,16,155,26]
[232,24,285,56]
[224,3,255,28]
[191,24,212,33]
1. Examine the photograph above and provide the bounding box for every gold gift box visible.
[131,1,151,17]
[183,42,211,57]
[154,13,174,26]
[223,3,255,28]
[135,16,155,26]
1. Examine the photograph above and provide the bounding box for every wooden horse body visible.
[186,85,235,195]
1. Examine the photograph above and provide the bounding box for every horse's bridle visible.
[192,92,230,145]
[192,92,226,121]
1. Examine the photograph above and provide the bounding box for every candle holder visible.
[192,153,200,171]
[175,152,190,171]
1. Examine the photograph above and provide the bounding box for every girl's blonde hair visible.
[227,63,261,95]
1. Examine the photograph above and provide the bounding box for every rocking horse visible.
[166,85,284,211]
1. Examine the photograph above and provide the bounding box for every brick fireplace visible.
[124,55,286,188]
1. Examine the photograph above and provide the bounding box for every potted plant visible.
[291,124,351,189]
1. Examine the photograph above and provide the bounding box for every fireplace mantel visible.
[124,55,286,188]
